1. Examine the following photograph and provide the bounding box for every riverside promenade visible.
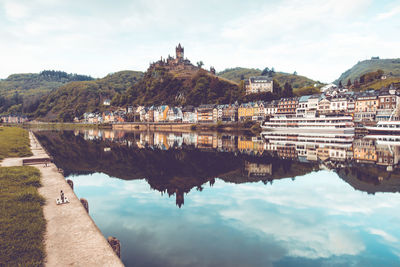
[1,132,124,266]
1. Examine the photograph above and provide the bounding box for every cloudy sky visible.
[0,0,399,82]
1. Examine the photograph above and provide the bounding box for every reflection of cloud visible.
[368,228,398,243]
[69,171,400,266]
[220,204,365,259]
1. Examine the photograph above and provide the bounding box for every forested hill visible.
[34,70,143,121]
[335,58,400,85]
[0,70,94,98]
[0,70,95,114]
[112,67,241,107]
[217,67,321,93]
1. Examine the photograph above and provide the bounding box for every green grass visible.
[0,127,32,160]
[0,166,46,266]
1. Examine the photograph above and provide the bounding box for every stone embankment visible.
[1,132,124,266]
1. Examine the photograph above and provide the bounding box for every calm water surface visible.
[36,129,400,267]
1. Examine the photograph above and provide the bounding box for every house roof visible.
[249,76,273,83]
[299,95,312,102]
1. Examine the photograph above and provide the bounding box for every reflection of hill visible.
[35,130,400,205]
[337,166,400,194]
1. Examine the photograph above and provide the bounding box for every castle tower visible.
[176,43,184,60]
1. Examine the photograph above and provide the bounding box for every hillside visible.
[0,70,94,98]
[335,58,400,84]
[115,67,241,107]
[217,67,320,90]
[34,70,143,121]
[0,70,95,114]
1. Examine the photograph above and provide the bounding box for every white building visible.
[245,76,273,95]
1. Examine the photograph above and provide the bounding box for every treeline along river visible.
[35,129,400,266]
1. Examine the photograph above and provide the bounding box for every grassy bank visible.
[0,127,32,160]
[0,166,46,266]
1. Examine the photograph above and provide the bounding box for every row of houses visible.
[80,83,400,124]
[0,115,28,124]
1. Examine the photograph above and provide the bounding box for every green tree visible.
[273,79,282,96]
[282,82,293,97]
[261,67,270,76]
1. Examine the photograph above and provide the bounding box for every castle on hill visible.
[149,44,215,74]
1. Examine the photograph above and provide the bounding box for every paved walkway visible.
[1,132,124,266]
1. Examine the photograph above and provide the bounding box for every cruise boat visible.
[262,115,355,133]
[261,132,354,148]
[364,134,400,145]
[365,121,400,133]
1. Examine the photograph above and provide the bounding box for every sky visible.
[0,0,399,83]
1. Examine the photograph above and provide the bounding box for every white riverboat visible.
[262,115,355,133]
[261,132,355,148]
[365,121,400,133]
[364,134,400,145]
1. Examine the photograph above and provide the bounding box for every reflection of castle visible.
[175,189,184,208]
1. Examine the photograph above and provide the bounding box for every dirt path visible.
[1,132,124,266]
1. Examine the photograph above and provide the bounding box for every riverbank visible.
[1,130,124,266]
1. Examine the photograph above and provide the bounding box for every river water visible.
[35,129,400,267]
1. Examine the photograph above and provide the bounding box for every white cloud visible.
[376,5,400,20]
[3,1,29,20]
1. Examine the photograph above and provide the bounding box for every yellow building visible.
[354,93,378,121]
[238,103,256,121]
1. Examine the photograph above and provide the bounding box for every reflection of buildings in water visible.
[244,161,272,178]
[238,136,265,155]
[218,135,237,152]
[262,132,355,162]
[197,134,215,149]
[154,132,169,150]
[79,129,125,142]
[167,133,183,149]
[182,132,198,147]
[316,147,330,162]
[75,129,400,171]
[329,147,349,162]
[353,139,377,163]
[277,145,297,159]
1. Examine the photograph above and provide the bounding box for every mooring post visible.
[107,236,121,258]
[80,198,89,213]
